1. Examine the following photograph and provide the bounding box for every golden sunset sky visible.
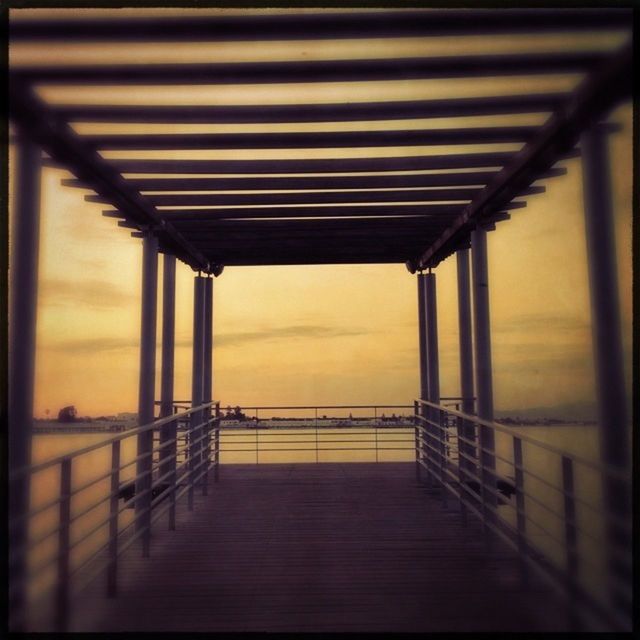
[9,9,632,418]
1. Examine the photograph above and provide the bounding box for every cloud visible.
[44,336,139,353]
[43,324,370,354]
[496,349,592,373]
[213,324,369,347]
[493,313,590,334]
[39,278,136,309]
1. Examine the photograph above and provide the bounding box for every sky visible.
[8,9,633,419]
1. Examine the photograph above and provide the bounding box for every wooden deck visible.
[69,463,570,632]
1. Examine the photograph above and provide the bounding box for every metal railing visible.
[413,398,632,632]
[14,396,626,631]
[164,402,464,465]
[218,404,418,463]
[9,401,221,632]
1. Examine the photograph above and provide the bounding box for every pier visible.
[8,8,633,633]
[67,463,568,633]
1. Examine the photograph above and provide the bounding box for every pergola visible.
[9,8,632,630]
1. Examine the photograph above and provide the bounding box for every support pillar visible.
[9,137,42,631]
[456,248,476,515]
[160,255,176,419]
[203,277,213,406]
[135,233,158,558]
[471,226,497,524]
[580,125,630,615]
[189,275,206,506]
[159,254,176,501]
[416,273,429,481]
[202,276,213,492]
[425,271,444,495]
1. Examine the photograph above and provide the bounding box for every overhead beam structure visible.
[416,41,632,269]
[10,9,631,269]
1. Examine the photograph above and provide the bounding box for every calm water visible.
[25,422,622,623]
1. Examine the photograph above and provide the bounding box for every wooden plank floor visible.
[69,463,570,632]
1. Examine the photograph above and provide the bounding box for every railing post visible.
[562,456,580,629]
[107,441,121,597]
[9,137,42,631]
[580,124,630,617]
[187,427,194,510]
[456,414,467,526]
[168,418,177,530]
[513,437,528,585]
[135,232,158,558]
[375,423,379,463]
[414,400,421,481]
[471,226,497,537]
[55,458,72,632]
[214,403,221,482]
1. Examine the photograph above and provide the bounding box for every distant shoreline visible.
[32,416,596,435]
[33,419,137,433]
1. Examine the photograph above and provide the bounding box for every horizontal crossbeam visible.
[87,186,544,207]
[54,151,578,175]
[140,202,526,221]
[12,52,604,85]
[52,94,567,123]
[78,126,539,151]
[10,9,631,41]
[66,168,566,192]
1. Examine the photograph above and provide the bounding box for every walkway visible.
[69,463,569,632]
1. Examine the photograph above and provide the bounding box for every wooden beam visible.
[11,52,605,86]
[117,220,140,230]
[416,41,632,269]
[149,202,527,222]
[10,9,631,42]
[67,168,567,192]
[86,186,544,207]
[169,216,488,234]
[52,93,567,124]
[169,224,460,237]
[79,126,539,151]
[63,151,578,175]
[213,255,405,266]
